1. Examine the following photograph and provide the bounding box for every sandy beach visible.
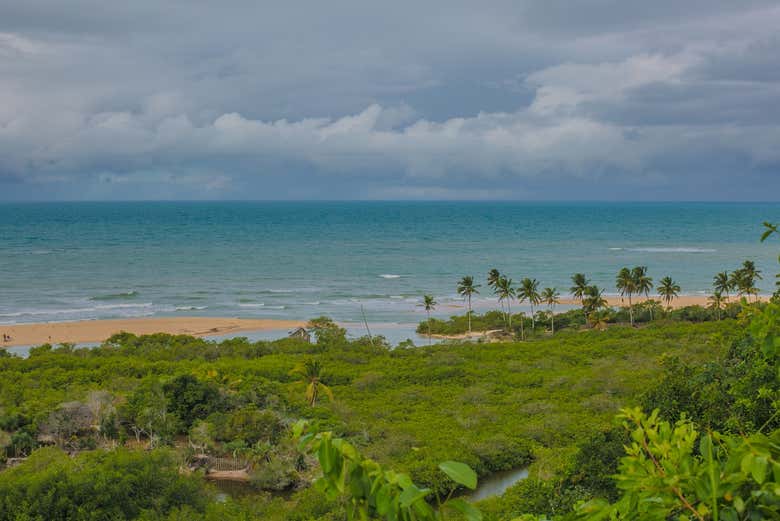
[0,317,306,349]
[0,295,765,349]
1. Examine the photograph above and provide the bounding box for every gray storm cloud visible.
[1,0,779,200]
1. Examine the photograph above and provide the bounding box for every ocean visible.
[1,202,778,333]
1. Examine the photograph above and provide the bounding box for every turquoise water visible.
[1,202,778,328]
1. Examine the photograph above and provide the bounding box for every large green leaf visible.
[447,498,483,521]
[439,461,478,490]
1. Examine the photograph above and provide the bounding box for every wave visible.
[238,303,265,308]
[610,247,716,253]
[304,301,321,305]
[90,291,140,301]
[0,302,154,319]
[379,274,401,279]
[175,306,208,311]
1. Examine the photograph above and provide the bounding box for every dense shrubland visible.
[0,314,747,519]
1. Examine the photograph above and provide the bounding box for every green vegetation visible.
[2,228,778,520]
[0,316,743,519]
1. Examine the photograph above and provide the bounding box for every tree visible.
[657,276,681,310]
[583,285,608,328]
[708,291,725,320]
[731,261,762,301]
[122,379,177,447]
[713,271,732,302]
[518,278,541,331]
[41,401,92,449]
[616,267,638,325]
[456,276,480,333]
[487,268,501,291]
[290,359,334,407]
[570,273,589,302]
[306,316,347,346]
[740,260,762,301]
[633,266,654,319]
[582,408,780,521]
[541,287,560,334]
[422,294,437,344]
[162,374,221,430]
[495,276,515,331]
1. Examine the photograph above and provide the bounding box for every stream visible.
[467,467,529,502]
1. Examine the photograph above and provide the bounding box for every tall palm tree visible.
[570,273,589,302]
[616,267,638,325]
[657,276,681,311]
[488,269,503,315]
[633,266,654,319]
[708,291,724,320]
[582,285,608,327]
[456,276,480,333]
[541,287,560,334]
[713,271,732,303]
[495,276,515,331]
[518,278,542,331]
[422,295,436,344]
[487,269,501,291]
[290,359,333,406]
[740,260,762,301]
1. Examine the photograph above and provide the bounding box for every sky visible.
[1,0,779,201]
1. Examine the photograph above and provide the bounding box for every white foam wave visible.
[0,302,153,318]
[175,306,208,311]
[238,303,265,308]
[610,247,716,253]
[379,274,401,279]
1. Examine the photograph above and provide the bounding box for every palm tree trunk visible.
[551,306,555,334]
[427,310,431,345]
[628,293,634,326]
[530,305,535,330]
[520,314,524,340]
[467,294,472,333]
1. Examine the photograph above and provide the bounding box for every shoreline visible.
[0,317,306,349]
[0,294,768,349]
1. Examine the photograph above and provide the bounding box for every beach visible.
[1,294,761,349]
[0,317,306,349]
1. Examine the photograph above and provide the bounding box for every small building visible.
[288,327,311,342]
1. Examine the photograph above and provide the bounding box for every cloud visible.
[0,1,779,199]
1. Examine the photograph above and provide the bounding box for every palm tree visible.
[657,276,681,310]
[518,278,541,331]
[740,260,762,301]
[708,291,724,320]
[495,276,515,331]
[487,269,501,290]
[582,285,608,327]
[541,287,560,334]
[570,273,589,302]
[290,359,333,406]
[489,269,504,315]
[422,295,436,344]
[616,267,638,325]
[713,271,731,303]
[457,276,480,333]
[633,266,654,319]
